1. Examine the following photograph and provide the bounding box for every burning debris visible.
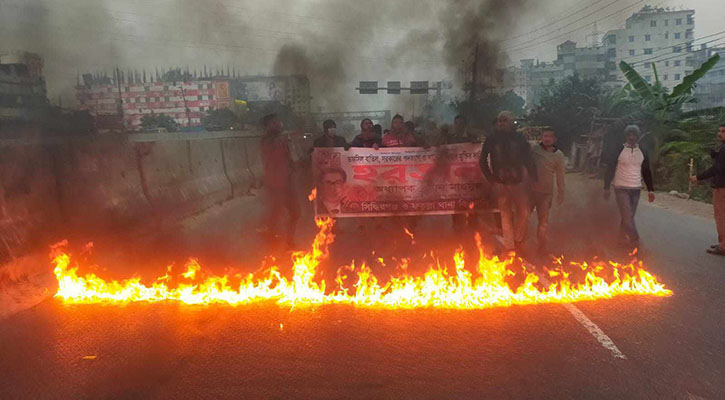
[53,218,671,309]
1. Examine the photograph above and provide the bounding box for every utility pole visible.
[468,40,479,117]
[179,85,192,126]
[115,67,125,120]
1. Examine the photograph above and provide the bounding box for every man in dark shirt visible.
[691,123,725,256]
[260,113,299,248]
[350,118,382,148]
[313,119,348,148]
[479,111,537,253]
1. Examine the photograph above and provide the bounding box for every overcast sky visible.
[0,0,720,115]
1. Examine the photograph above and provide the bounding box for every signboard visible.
[312,144,486,217]
[387,81,401,94]
[410,81,429,94]
[358,81,379,94]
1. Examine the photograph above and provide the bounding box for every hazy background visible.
[0,0,719,116]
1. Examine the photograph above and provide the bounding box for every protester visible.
[690,123,725,256]
[373,124,383,140]
[260,113,300,248]
[313,119,347,148]
[530,128,566,254]
[479,111,537,254]
[603,124,655,248]
[350,118,382,148]
[382,114,418,147]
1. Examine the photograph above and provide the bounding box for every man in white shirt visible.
[603,125,655,248]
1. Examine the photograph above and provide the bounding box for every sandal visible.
[706,247,725,256]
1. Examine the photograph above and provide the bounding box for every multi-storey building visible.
[76,71,311,131]
[0,51,47,124]
[689,46,725,111]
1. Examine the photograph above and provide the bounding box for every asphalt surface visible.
[1,175,724,399]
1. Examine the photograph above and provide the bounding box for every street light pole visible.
[179,85,192,126]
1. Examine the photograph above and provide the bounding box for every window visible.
[663,74,668,81]
[665,32,669,39]
[674,32,681,39]
[685,70,692,75]
[164,96,169,102]
[645,34,651,41]
[674,60,681,66]
[664,19,669,27]
[675,73,681,80]
[644,48,653,55]
[676,18,682,25]
[629,49,636,56]
[665,61,670,66]
[673,46,682,53]
[650,20,656,27]
[197,95,203,100]
[629,35,635,42]
[144,86,150,92]
[199,107,204,112]
[686,30,693,38]
[645,75,651,82]
[124,87,129,92]
[163,85,169,91]
[687,15,694,24]
[645,62,652,68]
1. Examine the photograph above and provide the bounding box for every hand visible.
[603,189,611,201]
[689,176,698,184]
[648,191,655,203]
[557,194,565,206]
[373,143,380,150]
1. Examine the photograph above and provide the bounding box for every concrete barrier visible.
[0,130,300,264]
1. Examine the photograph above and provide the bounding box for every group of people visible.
[259,110,725,258]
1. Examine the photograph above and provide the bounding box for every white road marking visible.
[490,235,627,359]
[561,303,627,359]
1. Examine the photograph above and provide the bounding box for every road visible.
[0,174,723,399]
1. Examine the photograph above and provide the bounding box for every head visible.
[383,129,390,135]
[322,119,337,136]
[319,167,347,203]
[624,125,640,146]
[404,121,416,134]
[453,114,466,133]
[373,124,383,137]
[392,114,405,133]
[261,113,282,135]
[719,123,725,142]
[541,128,557,147]
[360,118,373,134]
[495,111,515,133]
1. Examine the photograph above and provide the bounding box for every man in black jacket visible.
[480,111,537,253]
[603,125,655,248]
[313,119,348,148]
[690,123,725,256]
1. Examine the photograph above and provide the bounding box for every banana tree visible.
[618,53,721,157]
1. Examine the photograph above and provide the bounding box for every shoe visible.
[706,247,725,256]
[711,244,720,249]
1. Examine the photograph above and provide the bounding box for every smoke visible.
[1,0,538,114]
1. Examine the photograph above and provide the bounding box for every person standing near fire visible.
[479,111,537,254]
[690,123,725,256]
[603,124,655,249]
[260,113,300,248]
[530,128,566,255]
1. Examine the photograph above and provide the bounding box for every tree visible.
[527,75,603,150]
[203,108,241,131]
[140,113,178,132]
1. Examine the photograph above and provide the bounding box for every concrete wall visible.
[0,131,311,263]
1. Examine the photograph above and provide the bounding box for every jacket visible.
[479,130,537,185]
[697,143,725,188]
[313,135,348,148]
[603,144,654,191]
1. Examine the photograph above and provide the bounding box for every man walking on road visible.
[260,114,300,248]
[690,123,725,256]
[480,111,537,254]
[531,128,566,255]
[604,125,655,248]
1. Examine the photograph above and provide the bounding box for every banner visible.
[312,143,486,217]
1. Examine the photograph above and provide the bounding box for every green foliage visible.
[140,113,178,132]
[455,90,526,129]
[671,53,721,98]
[527,75,602,150]
[203,108,241,131]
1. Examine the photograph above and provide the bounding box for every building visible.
[689,46,725,110]
[612,6,695,90]
[0,51,48,124]
[76,69,311,131]
[505,6,698,107]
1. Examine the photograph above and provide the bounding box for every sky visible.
[0,0,720,116]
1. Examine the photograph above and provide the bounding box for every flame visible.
[53,219,672,309]
[308,188,317,202]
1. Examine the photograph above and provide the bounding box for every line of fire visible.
[2,1,724,398]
